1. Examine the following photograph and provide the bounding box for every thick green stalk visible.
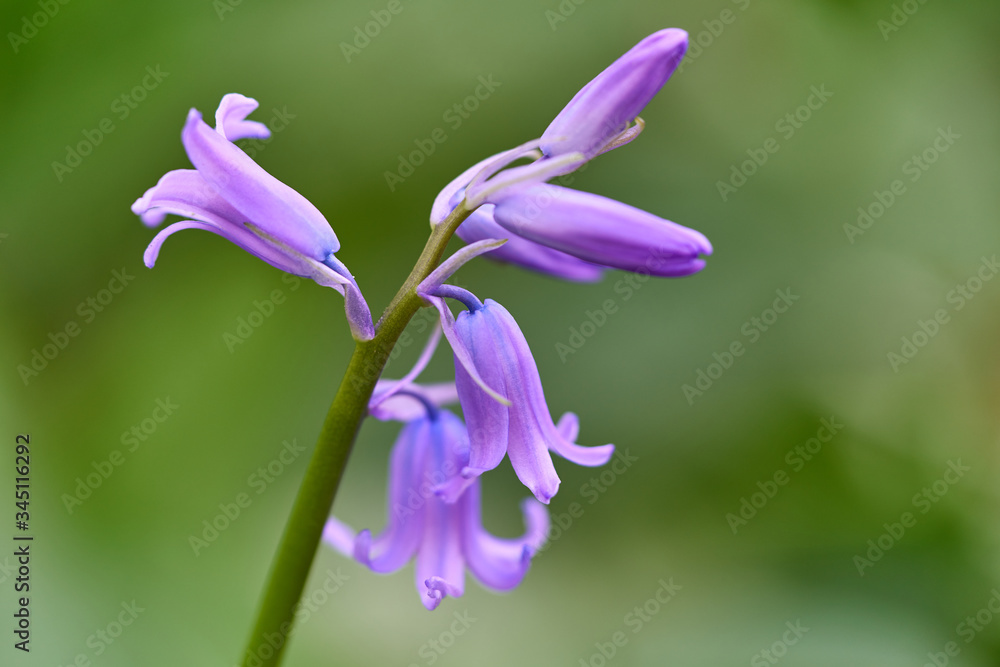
[240,204,471,667]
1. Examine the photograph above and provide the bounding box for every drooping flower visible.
[417,241,616,504]
[324,404,549,610]
[430,29,710,282]
[131,93,374,340]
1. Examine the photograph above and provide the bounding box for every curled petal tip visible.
[520,498,551,553]
[532,487,555,505]
[433,467,480,504]
[352,529,374,568]
[181,105,340,259]
[215,93,271,142]
[426,576,462,598]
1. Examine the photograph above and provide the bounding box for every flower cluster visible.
[132,28,709,609]
[323,28,711,608]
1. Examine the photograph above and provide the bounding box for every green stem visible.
[240,203,472,667]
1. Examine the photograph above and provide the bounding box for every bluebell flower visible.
[132,93,373,340]
[324,400,548,610]
[417,241,616,504]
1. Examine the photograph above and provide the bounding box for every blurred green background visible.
[2,0,999,664]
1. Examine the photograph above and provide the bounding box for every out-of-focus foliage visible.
[1,0,998,664]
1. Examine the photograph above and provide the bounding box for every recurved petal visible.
[322,517,357,556]
[132,168,242,229]
[548,432,615,467]
[353,419,430,573]
[549,411,613,467]
[215,93,271,142]
[490,305,613,471]
[143,219,314,278]
[490,183,712,277]
[540,29,688,158]
[552,412,616,467]
[460,483,549,591]
[456,205,605,282]
[181,108,339,260]
[555,412,580,441]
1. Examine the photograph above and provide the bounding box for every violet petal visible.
[541,29,688,158]
[490,183,712,277]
